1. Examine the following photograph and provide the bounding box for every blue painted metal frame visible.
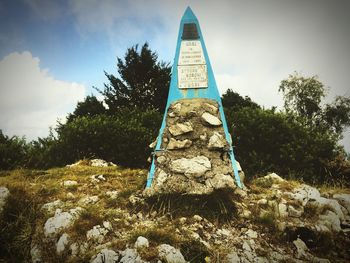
[146,7,242,189]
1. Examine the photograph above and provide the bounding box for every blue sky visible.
[0,0,349,151]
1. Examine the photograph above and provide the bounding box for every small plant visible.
[255,211,276,228]
[0,185,41,262]
[129,226,180,247]
[70,206,103,237]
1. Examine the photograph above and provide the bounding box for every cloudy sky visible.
[0,0,349,151]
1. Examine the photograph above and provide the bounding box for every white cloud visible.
[0,51,85,140]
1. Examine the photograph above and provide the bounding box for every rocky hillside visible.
[0,160,349,262]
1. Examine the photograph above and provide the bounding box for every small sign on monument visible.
[178,39,208,89]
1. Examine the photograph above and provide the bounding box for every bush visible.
[53,108,162,168]
[0,130,28,169]
[225,107,341,184]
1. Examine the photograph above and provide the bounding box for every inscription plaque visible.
[178,40,208,89]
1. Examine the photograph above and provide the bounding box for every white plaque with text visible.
[178,40,208,89]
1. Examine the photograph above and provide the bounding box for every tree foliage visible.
[279,72,350,137]
[222,89,260,111]
[0,130,28,169]
[99,43,171,113]
[67,95,106,123]
[279,72,325,121]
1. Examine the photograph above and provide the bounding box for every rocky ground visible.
[0,159,349,262]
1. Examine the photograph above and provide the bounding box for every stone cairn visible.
[145,98,242,196]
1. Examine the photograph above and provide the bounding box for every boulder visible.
[317,210,341,232]
[134,236,149,249]
[201,112,222,126]
[0,187,10,213]
[90,174,106,184]
[167,138,192,150]
[158,244,187,263]
[106,190,119,199]
[56,233,69,254]
[90,249,119,263]
[62,180,78,187]
[333,193,350,214]
[289,184,321,206]
[170,156,211,177]
[226,252,240,262]
[78,195,99,206]
[119,248,144,263]
[44,207,83,237]
[259,173,285,185]
[206,174,236,190]
[41,200,64,214]
[154,169,169,188]
[86,224,110,243]
[308,197,344,221]
[288,205,304,218]
[293,238,309,259]
[90,159,116,167]
[168,122,193,136]
[207,132,226,149]
[245,229,258,239]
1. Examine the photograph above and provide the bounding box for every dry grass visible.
[0,165,148,262]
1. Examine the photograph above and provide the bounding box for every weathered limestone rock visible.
[204,103,218,113]
[154,169,169,188]
[333,193,350,214]
[293,238,309,259]
[308,197,344,221]
[317,210,341,232]
[0,187,10,213]
[206,174,236,190]
[168,122,193,136]
[119,248,144,263]
[134,236,149,249]
[90,174,106,184]
[245,229,258,239]
[44,207,83,237]
[288,205,304,218]
[90,249,119,263]
[156,155,167,164]
[90,159,116,167]
[278,203,289,218]
[106,190,119,199]
[158,244,187,263]
[289,184,321,206]
[147,99,239,196]
[86,223,111,243]
[226,251,240,262]
[207,132,226,149]
[170,156,211,177]
[257,173,285,185]
[78,195,99,206]
[167,138,192,150]
[56,233,69,254]
[201,112,222,126]
[41,200,64,214]
[62,180,78,187]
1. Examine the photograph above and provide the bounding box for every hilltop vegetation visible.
[1,43,350,186]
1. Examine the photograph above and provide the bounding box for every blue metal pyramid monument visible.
[146,7,242,190]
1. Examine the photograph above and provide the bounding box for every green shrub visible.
[225,107,340,184]
[53,108,161,168]
[0,130,28,169]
